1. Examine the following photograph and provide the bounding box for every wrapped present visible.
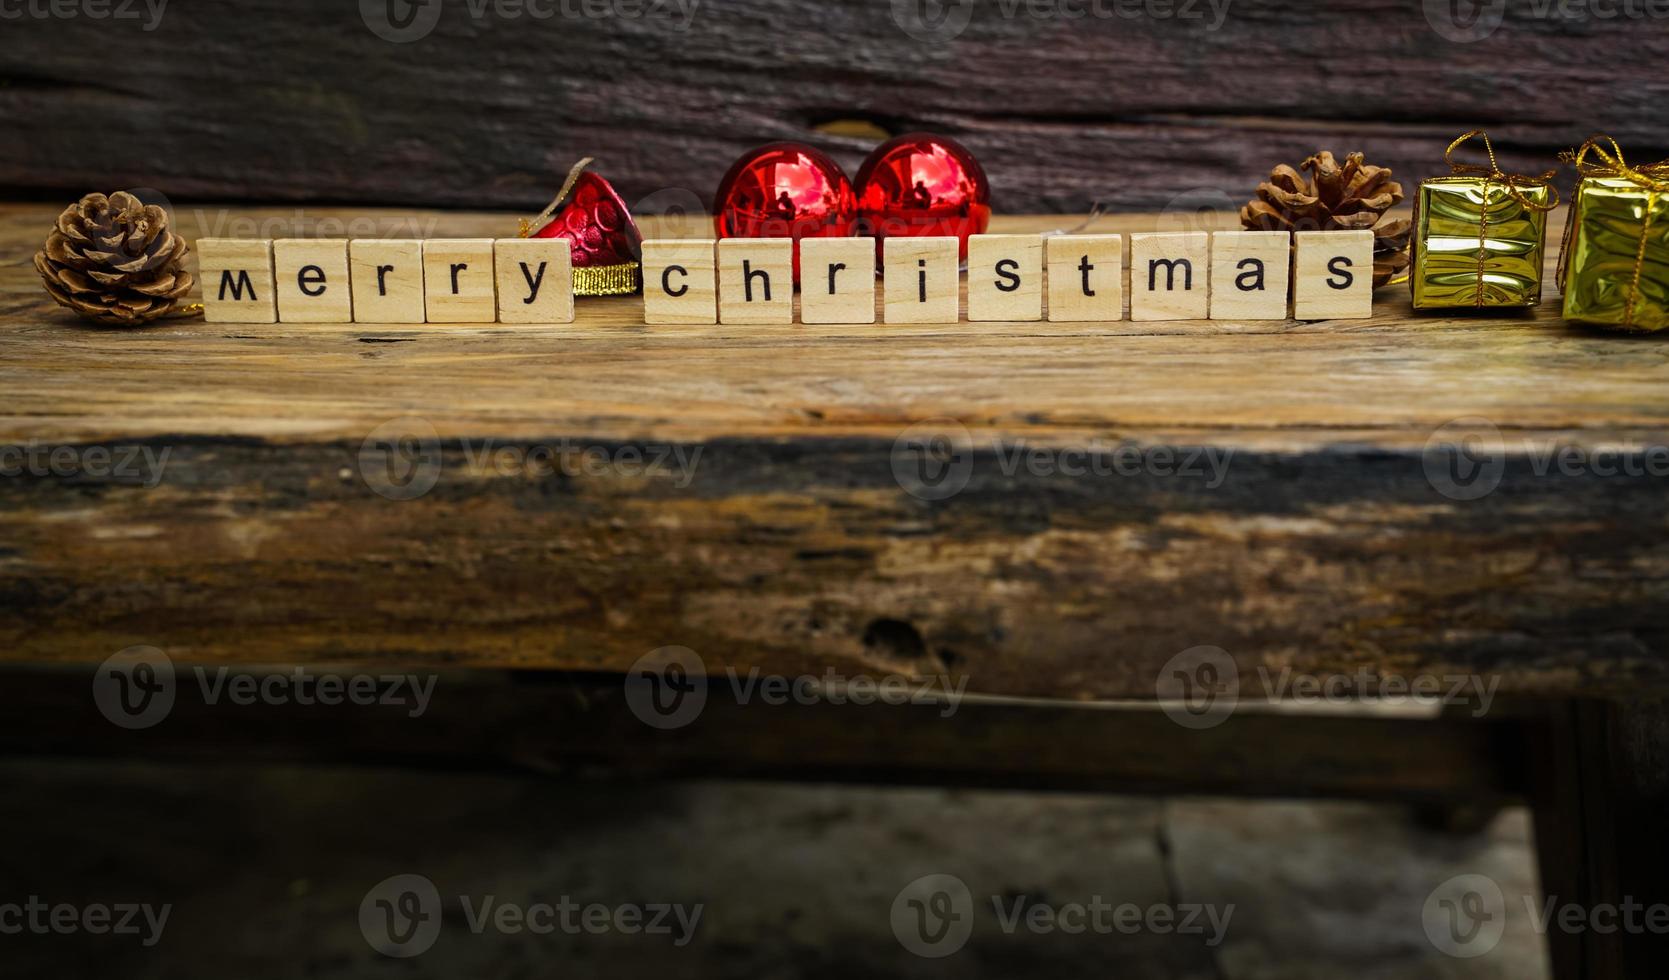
[1559,136,1669,332]
[1411,131,1558,309]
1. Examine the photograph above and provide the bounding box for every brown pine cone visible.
[1240,151,1411,288]
[35,191,195,325]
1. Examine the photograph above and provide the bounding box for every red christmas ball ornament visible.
[713,142,857,282]
[526,158,643,296]
[855,133,991,261]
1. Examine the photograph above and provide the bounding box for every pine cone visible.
[1240,151,1411,288]
[35,191,194,325]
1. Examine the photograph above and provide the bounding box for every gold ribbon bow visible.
[1560,135,1669,191]
[1556,135,1669,309]
[1444,130,1561,213]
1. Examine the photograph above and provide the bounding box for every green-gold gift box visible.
[1561,176,1669,332]
[1411,177,1552,310]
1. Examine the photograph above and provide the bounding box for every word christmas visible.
[196,230,1375,325]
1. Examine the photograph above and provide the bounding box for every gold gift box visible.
[1411,177,1551,309]
[1561,176,1669,332]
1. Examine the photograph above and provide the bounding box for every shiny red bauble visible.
[855,133,991,261]
[713,142,857,282]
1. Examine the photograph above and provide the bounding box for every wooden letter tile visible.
[1209,231,1291,320]
[1293,230,1374,320]
[273,239,351,323]
[882,237,960,324]
[641,240,716,325]
[799,237,876,324]
[1046,234,1123,322]
[718,238,793,324]
[1130,233,1210,321]
[494,238,573,324]
[197,239,276,323]
[967,234,1043,321]
[349,240,425,323]
[422,239,497,323]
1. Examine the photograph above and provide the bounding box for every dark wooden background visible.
[4,0,1668,214]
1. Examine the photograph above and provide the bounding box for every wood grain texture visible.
[0,668,1529,804]
[5,204,1669,700]
[4,1,1667,213]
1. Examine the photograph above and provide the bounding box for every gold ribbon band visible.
[573,262,641,297]
[1556,135,1669,328]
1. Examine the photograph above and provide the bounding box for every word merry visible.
[198,238,573,325]
[644,230,1374,324]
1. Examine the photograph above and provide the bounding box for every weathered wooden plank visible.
[1,1,1666,212]
[0,668,1529,803]
[4,206,1669,697]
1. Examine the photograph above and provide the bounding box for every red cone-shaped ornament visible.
[525,158,643,296]
[713,141,857,283]
[855,133,991,261]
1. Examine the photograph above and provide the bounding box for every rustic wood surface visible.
[0,667,1530,804]
[2,0,1667,212]
[3,203,1669,700]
